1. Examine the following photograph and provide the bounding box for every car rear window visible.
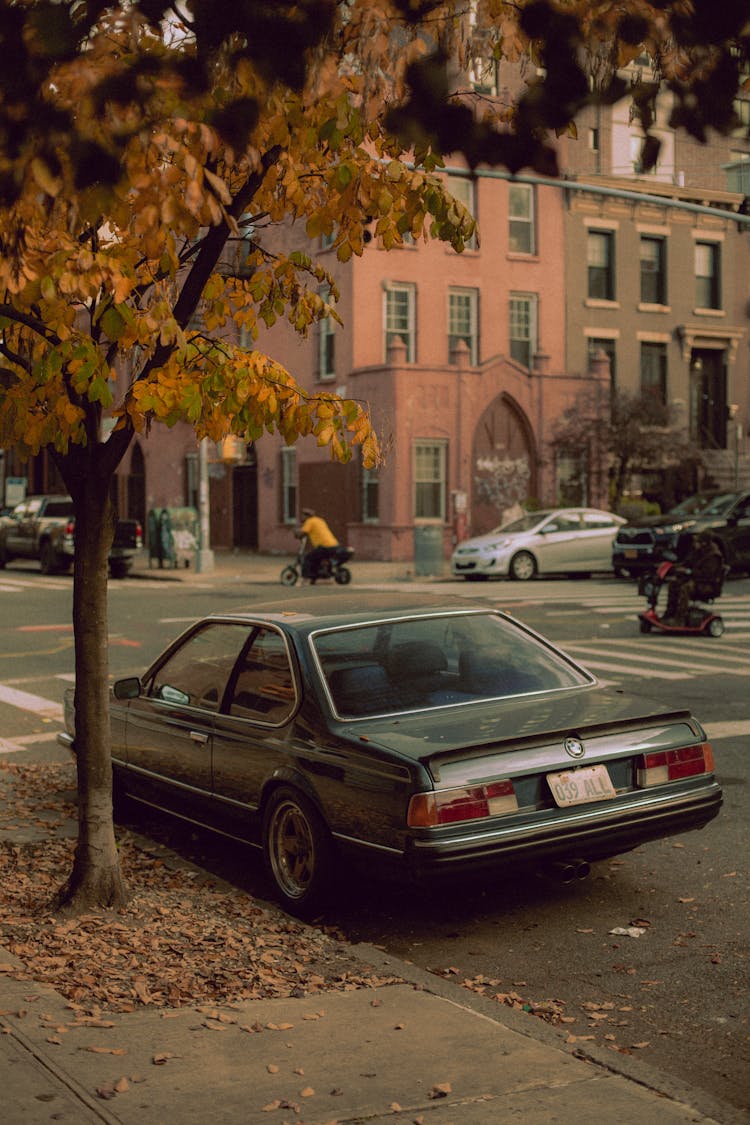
[44,500,74,518]
[313,611,593,718]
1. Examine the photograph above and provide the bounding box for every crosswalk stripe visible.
[0,684,63,720]
[571,658,685,680]
[563,645,746,675]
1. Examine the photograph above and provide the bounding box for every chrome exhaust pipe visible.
[539,859,591,884]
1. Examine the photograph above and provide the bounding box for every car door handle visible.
[189,730,210,746]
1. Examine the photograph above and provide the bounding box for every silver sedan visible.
[451,508,626,581]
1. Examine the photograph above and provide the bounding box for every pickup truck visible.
[0,494,143,578]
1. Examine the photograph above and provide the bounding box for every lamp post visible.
[728,404,741,488]
[195,437,215,574]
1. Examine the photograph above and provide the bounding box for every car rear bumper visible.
[403,781,722,876]
[451,558,509,577]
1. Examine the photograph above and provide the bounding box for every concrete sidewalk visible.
[132,548,435,586]
[1,946,738,1125]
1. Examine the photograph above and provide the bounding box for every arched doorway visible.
[126,442,146,528]
[471,394,536,535]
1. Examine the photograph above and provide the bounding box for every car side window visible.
[148,623,252,712]
[546,515,581,533]
[582,514,616,529]
[224,628,295,724]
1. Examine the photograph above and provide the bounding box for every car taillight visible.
[65,520,75,535]
[135,521,143,548]
[636,743,714,787]
[407,780,518,827]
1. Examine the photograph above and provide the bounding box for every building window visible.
[448,176,477,249]
[414,441,447,521]
[695,241,721,309]
[640,236,667,304]
[588,127,599,152]
[318,285,335,381]
[448,287,478,364]
[362,465,379,523]
[280,447,297,524]
[587,230,615,300]
[587,337,617,389]
[640,342,667,404]
[509,292,538,368]
[732,96,750,137]
[508,183,535,254]
[384,282,416,362]
[469,55,498,95]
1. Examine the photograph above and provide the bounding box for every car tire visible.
[280,566,299,587]
[334,566,352,585]
[262,786,333,916]
[109,560,130,580]
[40,542,58,575]
[509,551,537,582]
[639,618,652,633]
[0,543,7,569]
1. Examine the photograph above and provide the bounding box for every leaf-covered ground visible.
[0,762,399,1013]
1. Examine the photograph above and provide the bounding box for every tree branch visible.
[0,305,61,346]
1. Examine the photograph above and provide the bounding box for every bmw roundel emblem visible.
[564,737,585,759]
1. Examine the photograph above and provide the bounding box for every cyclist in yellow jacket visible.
[297,507,339,578]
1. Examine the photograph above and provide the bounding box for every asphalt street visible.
[0,559,747,1115]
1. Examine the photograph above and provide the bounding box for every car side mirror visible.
[113,676,142,700]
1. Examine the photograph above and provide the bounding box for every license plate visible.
[547,764,616,807]
[624,549,638,559]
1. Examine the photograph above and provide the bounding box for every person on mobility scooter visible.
[638,530,726,635]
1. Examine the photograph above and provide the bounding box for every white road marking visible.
[0,684,63,720]
[704,720,750,740]
[0,731,61,754]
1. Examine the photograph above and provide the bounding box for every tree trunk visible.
[52,463,129,913]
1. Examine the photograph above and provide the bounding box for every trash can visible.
[148,507,199,569]
[413,524,444,576]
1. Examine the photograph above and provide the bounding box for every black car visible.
[613,490,750,577]
[58,593,722,915]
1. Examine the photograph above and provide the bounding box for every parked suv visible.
[613,490,750,577]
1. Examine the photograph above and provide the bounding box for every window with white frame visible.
[318,285,335,381]
[414,442,447,521]
[448,176,477,249]
[695,241,721,309]
[448,287,478,364]
[280,447,297,524]
[362,465,379,523]
[509,293,538,368]
[587,229,615,300]
[508,183,536,254]
[640,235,667,305]
[640,341,667,404]
[469,54,498,95]
[384,282,416,361]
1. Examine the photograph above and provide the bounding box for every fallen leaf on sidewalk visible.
[429,1083,452,1099]
[0,762,402,1016]
[85,1045,126,1055]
